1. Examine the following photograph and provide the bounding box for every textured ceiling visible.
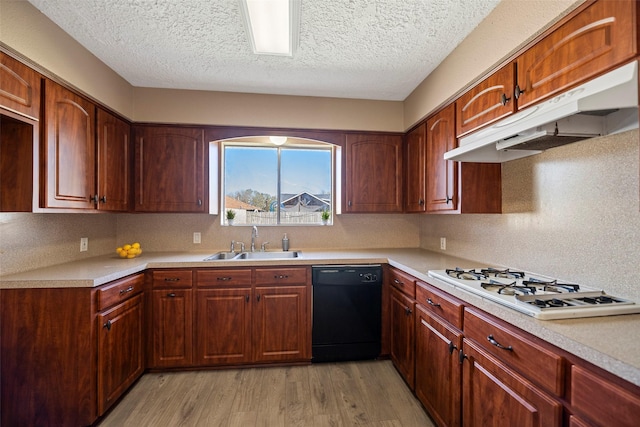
[26,0,501,101]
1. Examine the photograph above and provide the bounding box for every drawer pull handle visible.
[257,294,261,302]
[167,293,176,298]
[217,277,232,281]
[119,285,134,295]
[394,279,404,286]
[274,275,289,279]
[426,298,441,307]
[246,295,250,303]
[448,341,457,355]
[164,277,180,282]
[404,306,412,316]
[487,334,513,351]
[103,320,112,331]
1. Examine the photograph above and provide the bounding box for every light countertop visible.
[2,248,639,388]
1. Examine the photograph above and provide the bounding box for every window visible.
[222,138,333,225]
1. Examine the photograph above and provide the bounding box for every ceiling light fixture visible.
[240,0,300,56]
[269,136,288,145]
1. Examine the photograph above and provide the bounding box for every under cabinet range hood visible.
[445,60,639,163]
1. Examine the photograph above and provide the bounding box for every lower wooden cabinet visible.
[461,339,562,427]
[415,305,462,427]
[195,287,252,365]
[253,284,310,362]
[97,293,144,414]
[390,287,416,389]
[0,274,144,427]
[151,288,193,368]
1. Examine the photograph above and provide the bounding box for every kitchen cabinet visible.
[195,269,253,366]
[96,274,145,414]
[455,64,515,138]
[253,267,311,363]
[344,133,403,213]
[0,273,144,426]
[96,108,130,211]
[461,338,562,427]
[134,125,207,212]
[415,305,462,427]
[388,267,416,389]
[149,269,194,368]
[405,123,427,212]
[42,79,96,209]
[514,0,637,111]
[414,281,464,427]
[427,104,502,214]
[0,52,41,119]
[569,364,640,427]
[0,113,36,211]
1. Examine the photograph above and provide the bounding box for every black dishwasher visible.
[312,265,382,362]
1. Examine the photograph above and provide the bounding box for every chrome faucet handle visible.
[261,242,270,252]
[235,241,245,252]
[230,240,235,252]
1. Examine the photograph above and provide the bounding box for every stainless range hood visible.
[445,60,639,163]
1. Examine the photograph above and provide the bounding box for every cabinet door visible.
[515,0,636,110]
[195,288,252,366]
[0,52,41,119]
[344,133,403,213]
[415,306,462,427]
[42,79,95,209]
[456,64,515,137]
[134,126,206,212]
[253,285,310,363]
[405,123,426,212]
[151,289,193,368]
[390,287,415,389]
[426,104,457,212]
[97,294,144,415]
[96,109,130,211]
[461,339,562,427]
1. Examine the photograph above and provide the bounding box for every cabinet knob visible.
[514,84,525,100]
[448,341,457,355]
[500,93,511,106]
[404,306,412,316]
[394,279,404,286]
[246,295,250,303]
[90,194,99,205]
[103,320,112,331]
[445,195,453,204]
[418,199,424,206]
[197,199,202,206]
[167,293,176,298]
[100,196,107,204]
[257,294,261,302]
[458,349,467,364]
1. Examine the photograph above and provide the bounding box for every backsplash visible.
[420,129,640,300]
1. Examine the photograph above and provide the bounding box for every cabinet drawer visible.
[152,269,193,288]
[97,274,144,311]
[464,307,564,396]
[255,267,307,285]
[196,269,252,287]
[570,364,640,427]
[416,280,463,329]
[388,268,416,298]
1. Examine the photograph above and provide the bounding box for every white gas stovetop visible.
[428,268,640,320]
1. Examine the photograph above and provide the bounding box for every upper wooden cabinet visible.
[426,104,458,212]
[427,104,502,214]
[455,0,638,137]
[405,123,427,212]
[344,133,403,213]
[42,79,96,209]
[515,0,637,110]
[456,64,516,137]
[0,52,41,119]
[134,126,207,212]
[96,109,130,212]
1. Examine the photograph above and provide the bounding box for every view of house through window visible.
[223,139,333,225]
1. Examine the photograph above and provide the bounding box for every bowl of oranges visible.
[116,242,142,259]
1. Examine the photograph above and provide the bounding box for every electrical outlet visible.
[193,232,201,244]
[80,237,88,252]
[440,237,446,250]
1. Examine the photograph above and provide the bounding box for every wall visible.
[420,130,640,300]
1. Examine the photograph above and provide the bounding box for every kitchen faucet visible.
[251,226,258,252]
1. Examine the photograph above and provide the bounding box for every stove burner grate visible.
[446,268,486,281]
[481,268,525,279]
[481,279,537,295]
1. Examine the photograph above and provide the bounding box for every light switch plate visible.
[193,232,201,244]
[440,237,446,250]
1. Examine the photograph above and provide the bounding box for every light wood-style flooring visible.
[98,360,434,426]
